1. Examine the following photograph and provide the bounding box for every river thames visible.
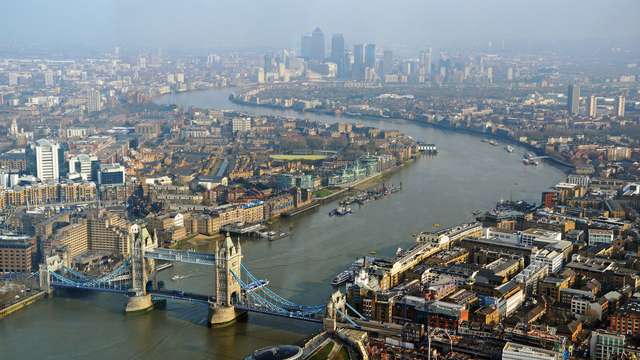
[0,89,565,359]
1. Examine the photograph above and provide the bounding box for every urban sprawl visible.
[1,27,640,360]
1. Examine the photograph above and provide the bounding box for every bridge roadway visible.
[150,291,323,323]
[144,248,216,265]
[149,290,212,305]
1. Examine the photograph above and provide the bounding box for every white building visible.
[485,228,520,244]
[232,117,252,133]
[567,174,590,187]
[514,262,548,295]
[519,228,562,247]
[532,248,563,273]
[66,127,88,138]
[44,70,54,87]
[496,281,524,318]
[502,341,561,360]
[614,95,625,118]
[87,89,102,113]
[571,296,604,321]
[35,139,60,183]
[588,229,614,246]
[69,154,97,181]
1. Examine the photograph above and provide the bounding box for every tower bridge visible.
[38,224,328,325]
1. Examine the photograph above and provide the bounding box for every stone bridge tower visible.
[126,224,157,312]
[209,233,246,326]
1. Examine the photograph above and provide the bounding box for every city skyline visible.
[2,0,640,54]
[2,1,640,359]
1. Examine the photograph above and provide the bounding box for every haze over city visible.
[3,0,640,53]
[2,1,640,359]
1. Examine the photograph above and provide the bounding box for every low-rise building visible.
[0,234,34,273]
[502,341,561,360]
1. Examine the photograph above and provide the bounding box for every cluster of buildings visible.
[0,84,419,278]
[333,171,640,359]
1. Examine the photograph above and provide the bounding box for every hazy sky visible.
[3,0,640,53]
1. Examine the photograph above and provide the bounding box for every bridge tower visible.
[38,264,52,295]
[323,290,346,333]
[125,224,156,312]
[209,233,246,326]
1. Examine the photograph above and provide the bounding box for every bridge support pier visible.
[125,294,153,313]
[208,304,246,327]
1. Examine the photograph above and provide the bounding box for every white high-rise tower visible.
[35,139,60,182]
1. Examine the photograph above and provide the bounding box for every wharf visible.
[282,202,320,217]
[0,291,46,319]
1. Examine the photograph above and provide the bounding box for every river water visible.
[0,89,565,359]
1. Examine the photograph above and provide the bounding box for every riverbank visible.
[0,290,46,319]
[313,157,417,205]
[228,94,574,171]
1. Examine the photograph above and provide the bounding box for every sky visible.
[3,0,640,54]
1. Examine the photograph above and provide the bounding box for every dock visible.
[220,223,266,236]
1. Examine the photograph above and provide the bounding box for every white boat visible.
[505,145,514,153]
[331,271,353,286]
[171,274,192,281]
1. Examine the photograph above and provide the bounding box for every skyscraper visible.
[420,48,432,78]
[364,44,376,70]
[44,70,54,87]
[382,50,393,76]
[353,44,365,80]
[35,139,60,183]
[588,95,597,118]
[567,84,580,115]
[615,95,625,118]
[331,34,345,77]
[331,34,345,62]
[300,34,312,59]
[310,27,325,61]
[88,89,102,113]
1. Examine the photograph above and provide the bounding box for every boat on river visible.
[329,206,352,216]
[331,270,353,286]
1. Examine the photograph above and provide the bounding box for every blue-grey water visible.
[0,88,565,359]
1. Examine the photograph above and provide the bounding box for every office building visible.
[310,27,325,61]
[588,95,597,118]
[331,34,345,77]
[615,95,625,117]
[87,89,102,113]
[588,229,614,246]
[35,139,60,182]
[331,34,345,62]
[8,72,18,86]
[300,34,312,59]
[69,154,99,181]
[502,342,561,360]
[44,70,54,87]
[98,163,125,185]
[364,43,376,69]
[232,117,252,133]
[420,48,432,77]
[567,84,580,115]
[0,234,34,273]
[353,44,365,80]
[507,67,514,81]
[382,50,393,76]
[590,330,625,360]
